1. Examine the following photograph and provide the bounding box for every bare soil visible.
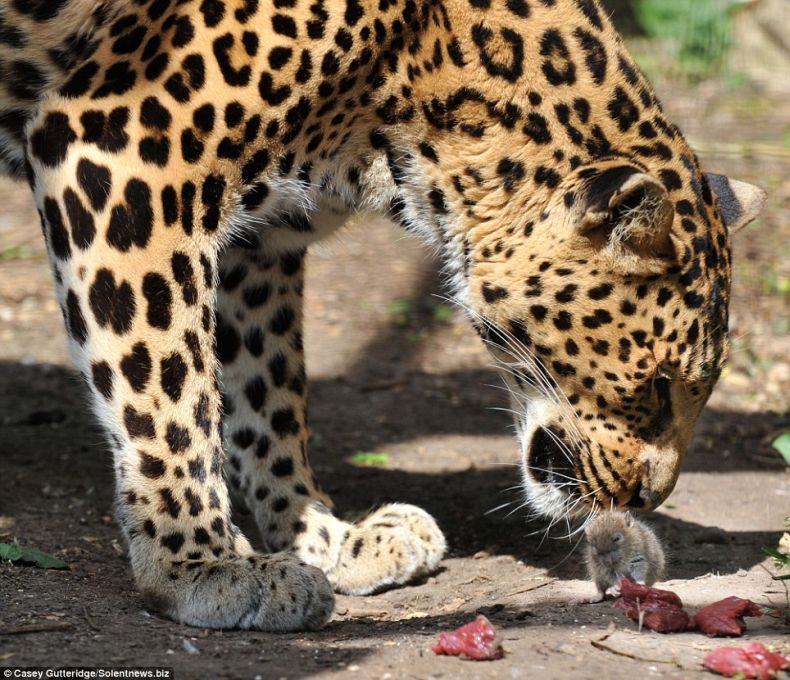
[1,39,789,680]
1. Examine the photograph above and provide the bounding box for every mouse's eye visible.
[613,534,623,543]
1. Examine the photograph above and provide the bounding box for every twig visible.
[335,607,389,619]
[82,605,100,632]
[458,575,493,586]
[637,598,645,633]
[506,578,558,597]
[590,632,683,668]
[0,622,73,635]
[357,379,410,393]
[689,138,790,159]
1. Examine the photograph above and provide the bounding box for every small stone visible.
[182,639,199,655]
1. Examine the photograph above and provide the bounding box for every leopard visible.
[0,0,765,632]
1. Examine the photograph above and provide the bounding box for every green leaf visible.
[347,452,390,467]
[0,542,68,569]
[388,299,415,327]
[432,305,453,323]
[771,432,790,465]
[762,546,790,580]
[762,546,790,565]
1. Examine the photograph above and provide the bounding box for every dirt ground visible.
[1,26,789,680]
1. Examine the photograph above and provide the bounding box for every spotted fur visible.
[0,0,764,630]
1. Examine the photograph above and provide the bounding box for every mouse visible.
[584,510,666,602]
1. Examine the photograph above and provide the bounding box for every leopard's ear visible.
[705,173,766,234]
[579,165,674,259]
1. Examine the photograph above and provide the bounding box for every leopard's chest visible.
[0,106,34,178]
[233,152,399,254]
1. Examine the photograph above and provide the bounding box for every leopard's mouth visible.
[520,421,657,519]
[526,428,580,488]
[517,415,590,521]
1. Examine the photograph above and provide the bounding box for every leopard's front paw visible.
[138,553,334,631]
[326,503,447,595]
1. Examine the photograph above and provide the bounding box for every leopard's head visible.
[469,158,764,519]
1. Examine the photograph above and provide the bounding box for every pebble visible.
[182,639,200,655]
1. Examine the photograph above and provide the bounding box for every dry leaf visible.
[435,597,466,615]
[0,516,16,537]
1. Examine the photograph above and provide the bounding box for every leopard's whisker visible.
[540,424,579,470]
[523,464,585,485]
[462,311,588,448]
[484,500,518,516]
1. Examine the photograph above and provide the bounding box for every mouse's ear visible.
[624,511,634,526]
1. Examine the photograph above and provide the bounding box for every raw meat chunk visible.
[432,615,504,661]
[613,577,690,633]
[613,595,691,633]
[691,597,763,637]
[703,642,790,679]
[613,579,764,637]
[618,577,683,607]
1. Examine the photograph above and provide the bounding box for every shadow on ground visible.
[1,351,784,575]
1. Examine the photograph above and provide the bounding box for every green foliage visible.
[347,452,391,467]
[388,298,415,327]
[773,433,790,466]
[432,304,453,323]
[759,271,790,297]
[635,0,734,78]
[0,243,35,262]
[0,542,68,569]
[762,547,790,580]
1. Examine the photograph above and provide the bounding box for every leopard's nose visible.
[624,480,663,510]
[633,443,684,510]
[625,481,646,509]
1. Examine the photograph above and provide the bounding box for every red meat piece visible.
[613,595,691,633]
[691,597,763,637]
[613,578,691,633]
[432,615,504,661]
[704,643,790,679]
[618,577,684,607]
